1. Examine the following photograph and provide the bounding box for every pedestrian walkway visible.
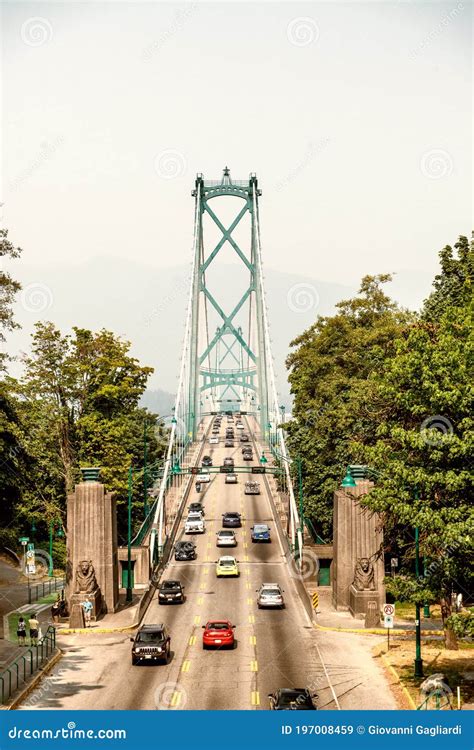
[312,587,443,634]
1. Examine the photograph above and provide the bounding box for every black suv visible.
[268,688,317,710]
[202,456,213,467]
[158,580,185,605]
[222,512,242,528]
[174,541,197,561]
[130,624,170,665]
[189,502,204,515]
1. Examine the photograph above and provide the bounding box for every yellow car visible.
[215,556,239,577]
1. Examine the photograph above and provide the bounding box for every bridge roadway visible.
[19,416,396,711]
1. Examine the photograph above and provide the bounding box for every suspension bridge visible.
[133,167,303,573]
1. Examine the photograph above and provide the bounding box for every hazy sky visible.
[2,1,471,289]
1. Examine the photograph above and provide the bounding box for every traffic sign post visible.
[311,592,319,611]
[383,604,395,649]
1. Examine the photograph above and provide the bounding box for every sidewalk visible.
[311,587,444,635]
[0,558,61,669]
[58,591,143,635]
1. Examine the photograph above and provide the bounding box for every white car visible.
[216,530,237,547]
[236,423,244,430]
[185,513,205,534]
[209,437,219,444]
[196,472,211,483]
[257,583,284,608]
[225,473,238,484]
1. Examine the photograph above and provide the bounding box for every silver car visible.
[216,529,237,547]
[257,583,284,609]
[225,473,238,484]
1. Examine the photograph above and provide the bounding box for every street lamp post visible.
[143,419,148,519]
[126,465,133,603]
[296,456,304,541]
[414,525,423,678]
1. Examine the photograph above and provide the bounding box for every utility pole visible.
[126,466,133,603]
[143,419,148,518]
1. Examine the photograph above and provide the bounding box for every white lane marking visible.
[313,640,341,710]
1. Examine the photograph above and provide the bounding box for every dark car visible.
[158,580,185,605]
[202,456,213,467]
[243,452,253,461]
[189,502,204,516]
[225,440,234,448]
[240,434,250,442]
[174,541,197,561]
[130,624,170,665]
[222,512,242,528]
[268,688,317,710]
[223,457,234,467]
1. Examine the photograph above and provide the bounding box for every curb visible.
[313,621,442,637]
[380,653,417,710]
[6,648,63,710]
[58,624,138,635]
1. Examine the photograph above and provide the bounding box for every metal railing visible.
[0,625,57,704]
[28,576,65,604]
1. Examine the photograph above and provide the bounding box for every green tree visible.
[285,275,411,538]
[0,228,22,371]
[17,323,164,542]
[359,236,473,648]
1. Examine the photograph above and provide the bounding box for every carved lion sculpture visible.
[352,557,375,591]
[75,560,98,594]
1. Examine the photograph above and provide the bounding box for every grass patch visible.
[395,601,442,621]
[381,641,473,708]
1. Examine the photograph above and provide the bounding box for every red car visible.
[202,620,235,649]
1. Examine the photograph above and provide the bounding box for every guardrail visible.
[28,576,65,604]
[0,625,57,705]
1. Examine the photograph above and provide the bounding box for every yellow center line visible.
[248,614,255,624]
[194,615,201,625]
[250,660,258,672]
[244,554,250,561]
[197,597,203,605]
[203,568,209,575]
[247,597,253,605]
[251,691,260,706]
[243,542,248,548]
[171,691,182,707]
[189,635,197,646]
[181,660,191,673]
[249,635,257,645]
[246,582,252,590]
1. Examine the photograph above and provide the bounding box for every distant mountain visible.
[140,389,175,416]
[5,257,433,404]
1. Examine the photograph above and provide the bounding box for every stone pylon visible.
[66,468,119,615]
[332,479,385,618]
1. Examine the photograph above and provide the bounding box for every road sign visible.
[19,537,29,545]
[312,592,319,610]
[383,603,395,617]
[252,466,265,474]
[26,546,36,575]
[384,614,394,629]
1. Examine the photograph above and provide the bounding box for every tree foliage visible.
[285,274,411,538]
[286,235,473,647]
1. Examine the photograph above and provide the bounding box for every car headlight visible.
[133,648,141,653]
[157,647,163,652]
